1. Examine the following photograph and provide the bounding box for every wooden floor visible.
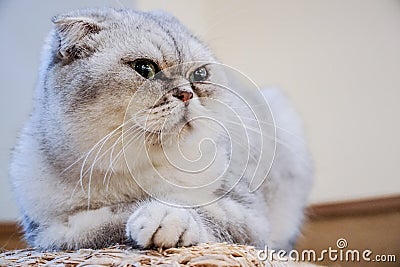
[0,223,25,251]
[297,211,399,266]
[1,195,399,267]
[296,195,400,267]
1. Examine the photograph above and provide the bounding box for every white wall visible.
[1,0,399,221]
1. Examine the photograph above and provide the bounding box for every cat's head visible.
[34,8,274,199]
[38,8,230,172]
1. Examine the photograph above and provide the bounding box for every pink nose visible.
[174,90,193,102]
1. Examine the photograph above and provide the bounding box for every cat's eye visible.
[129,59,159,79]
[189,66,208,82]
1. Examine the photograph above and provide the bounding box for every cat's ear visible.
[52,15,104,59]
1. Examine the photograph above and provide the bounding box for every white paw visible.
[126,201,211,248]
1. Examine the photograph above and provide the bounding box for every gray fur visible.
[10,8,313,251]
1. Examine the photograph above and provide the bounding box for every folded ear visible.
[52,15,104,59]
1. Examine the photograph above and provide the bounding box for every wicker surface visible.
[0,243,319,267]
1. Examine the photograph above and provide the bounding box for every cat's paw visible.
[126,201,211,248]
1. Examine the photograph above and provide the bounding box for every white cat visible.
[10,8,313,251]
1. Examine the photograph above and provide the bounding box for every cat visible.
[9,7,313,251]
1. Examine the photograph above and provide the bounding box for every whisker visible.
[76,116,138,207]
[84,126,125,208]
[102,115,166,189]
[236,116,305,142]
[105,128,148,190]
[200,121,260,164]
[103,126,147,185]
[104,117,164,189]
[79,129,120,194]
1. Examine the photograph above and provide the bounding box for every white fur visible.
[126,201,214,247]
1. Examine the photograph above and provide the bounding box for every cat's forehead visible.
[101,10,213,67]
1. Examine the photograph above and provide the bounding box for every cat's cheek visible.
[125,201,214,248]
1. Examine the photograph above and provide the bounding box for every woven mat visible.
[0,243,319,267]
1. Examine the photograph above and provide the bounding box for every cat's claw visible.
[126,201,205,248]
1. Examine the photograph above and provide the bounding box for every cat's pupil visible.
[191,66,208,82]
[131,59,158,79]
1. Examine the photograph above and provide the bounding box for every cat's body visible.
[10,8,312,251]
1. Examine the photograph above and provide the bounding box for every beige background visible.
[1,0,399,221]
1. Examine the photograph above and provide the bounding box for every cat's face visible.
[44,8,224,155]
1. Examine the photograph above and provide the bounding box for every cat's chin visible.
[145,121,193,146]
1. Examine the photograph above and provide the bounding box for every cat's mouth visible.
[132,102,192,138]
